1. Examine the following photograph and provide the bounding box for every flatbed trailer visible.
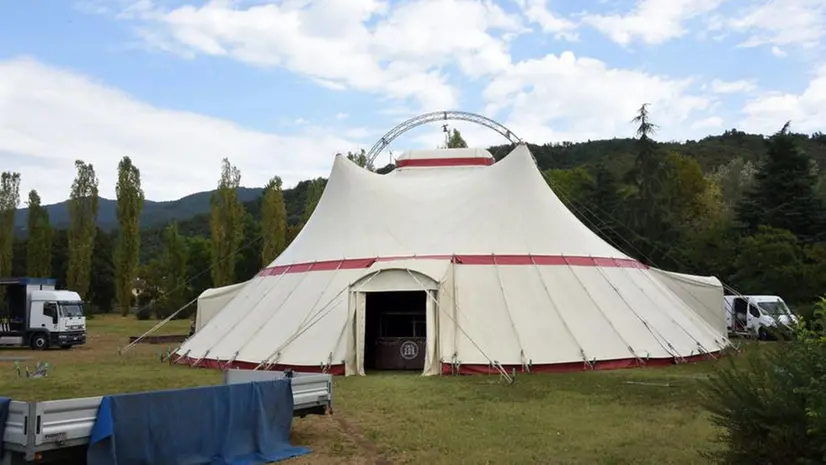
[1,370,332,464]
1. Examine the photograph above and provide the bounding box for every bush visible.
[134,307,152,321]
[701,297,826,464]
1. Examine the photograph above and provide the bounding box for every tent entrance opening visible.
[364,291,427,371]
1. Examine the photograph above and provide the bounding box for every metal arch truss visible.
[365,111,523,167]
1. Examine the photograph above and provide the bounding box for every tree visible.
[0,172,21,279]
[736,122,826,241]
[185,236,212,305]
[584,163,629,253]
[161,222,188,318]
[543,167,594,208]
[26,190,52,277]
[444,128,468,148]
[347,149,374,171]
[662,152,711,233]
[114,156,145,315]
[210,158,245,287]
[302,178,325,225]
[66,161,99,299]
[260,176,287,266]
[707,157,757,216]
[88,228,115,313]
[627,104,668,235]
[731,226,810,303]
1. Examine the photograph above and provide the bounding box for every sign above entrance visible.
[400,340,419,360]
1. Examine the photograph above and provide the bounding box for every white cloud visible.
[112,0,526,110]
[482,51,712,142]
[516,0,579,40]
[691,116,724,131]
[0,57,363,204]
[730,0,826,50]
[582,0,723,46]
[739,64,826,134]
[772,46,788,57]
[711,78,757,94]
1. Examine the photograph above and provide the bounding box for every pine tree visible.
[736,122,826,242]
[26,190,52,277]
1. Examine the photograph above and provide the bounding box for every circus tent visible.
[176,144,728,376]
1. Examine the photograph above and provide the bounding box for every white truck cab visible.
[724,294,798,339]
[0,277,87,350]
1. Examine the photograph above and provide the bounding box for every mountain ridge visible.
[14,187,265,232]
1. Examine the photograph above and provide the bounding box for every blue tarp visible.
[0,397,9,458]
[87,380,310,465]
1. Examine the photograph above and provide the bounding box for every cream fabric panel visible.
[621,268,726,354]
[537,267,631,362]
[241,271,355,366]
[494,265,583,365]
[195,281,247,331]
[649,268,726,339]
[452,266,523,365]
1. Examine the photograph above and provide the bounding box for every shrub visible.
[134,306,152,321]
[701,296,826,464]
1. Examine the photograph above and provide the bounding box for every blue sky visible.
[0,0,824,203]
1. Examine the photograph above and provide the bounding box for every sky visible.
[1,0,825,204]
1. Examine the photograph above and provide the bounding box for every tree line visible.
[0,106,825,319]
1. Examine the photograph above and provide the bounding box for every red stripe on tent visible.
[258,254,647,277]
[440,351,721,375]
[174,355,346,376]
[397,157,494,168]
[174,351,719,376]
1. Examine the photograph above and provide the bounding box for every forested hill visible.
[15,129,826,235]
[489,130,826,172]
[14,187,264,232]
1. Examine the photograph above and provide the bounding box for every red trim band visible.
[174,351,720,376]
[397,157,494,168]
[257,254,646,277]
[174,356,347,375]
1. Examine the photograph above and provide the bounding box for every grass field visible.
[0,315,735,464]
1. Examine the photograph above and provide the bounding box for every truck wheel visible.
[59,344,71,350]
[30,333,49,350]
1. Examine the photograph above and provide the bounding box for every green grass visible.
[0,315,739,464]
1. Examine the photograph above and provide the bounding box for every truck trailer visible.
[0,278,86,350]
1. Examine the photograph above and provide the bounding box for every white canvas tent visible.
[195,281,248,332]
[176,144,729,376]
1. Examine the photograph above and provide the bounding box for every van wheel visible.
[758,328,768,341]
[30,333,49,350]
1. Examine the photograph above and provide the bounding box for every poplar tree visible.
[209,158,244,287]
[115,156,145,315]
[26,190,52,277]
[0,172,21,279]
[302,178,325,225]
[260,176,287,266]
[162,221,188,316]
[67,160,99,299]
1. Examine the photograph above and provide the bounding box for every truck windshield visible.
[757,300,791,316]
[59,303,84,317]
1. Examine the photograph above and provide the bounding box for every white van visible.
[724,294,798,339]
